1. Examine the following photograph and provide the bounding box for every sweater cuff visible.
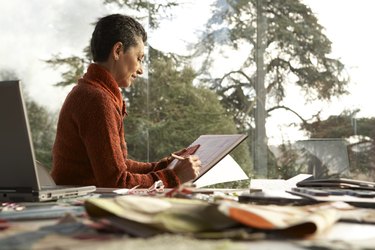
[155,169,181,188]
[153,156,174,171]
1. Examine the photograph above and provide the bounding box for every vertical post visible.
[254,0,268,177]
[146,6,151,162]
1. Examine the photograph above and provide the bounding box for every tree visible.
[0,70,56,169]
[25,100,57,169]
[194,0,349,177]
[103,0,179,29]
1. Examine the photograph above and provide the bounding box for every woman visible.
[51,14,201,188]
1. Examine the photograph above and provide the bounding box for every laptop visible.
[0,80,96,202]
[293,138,351,178]
[239,138,375,207]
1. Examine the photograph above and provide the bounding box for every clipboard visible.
[179,144,201,157]
[187,134,248,182]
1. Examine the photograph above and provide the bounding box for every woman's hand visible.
[172,155,201,184]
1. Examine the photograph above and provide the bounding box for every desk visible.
[1,192,375,250]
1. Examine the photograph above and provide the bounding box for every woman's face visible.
[114,38,145,88]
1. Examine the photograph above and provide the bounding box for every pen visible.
[171,153,186,160]
[113,184,140,195]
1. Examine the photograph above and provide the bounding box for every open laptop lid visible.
[0,80,41,190]
[294,138,351,179]
[0,81,95,202]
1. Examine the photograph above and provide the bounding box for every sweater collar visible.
[80,63,127,116]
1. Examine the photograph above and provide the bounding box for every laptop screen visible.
[294,138,350,179]
[0,80,40,190]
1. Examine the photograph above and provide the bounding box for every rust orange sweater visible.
[51,64,180,188]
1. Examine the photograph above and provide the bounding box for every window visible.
[1,0,374,184]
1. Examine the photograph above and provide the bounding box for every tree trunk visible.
[254,0,268,177]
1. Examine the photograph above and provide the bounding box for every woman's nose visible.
[137,66,143,75]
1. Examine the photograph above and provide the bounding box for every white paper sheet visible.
[193,155,249,188]
[250,174,312,191]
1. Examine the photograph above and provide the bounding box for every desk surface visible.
[1,191,375,250]
[2,220,375,250]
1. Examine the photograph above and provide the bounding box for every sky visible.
[1,0,374,144]
[0,0,110,110]
[266,0,375,143]
[302,0,375,119]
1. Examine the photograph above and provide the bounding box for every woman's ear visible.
[112,42,123,61]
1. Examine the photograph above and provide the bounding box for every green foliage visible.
[25,99,57,170]
[302,110,375,139]
[271,142,306,179]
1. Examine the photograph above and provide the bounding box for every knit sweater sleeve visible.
[125,156,173,173]
[79,93,180,188]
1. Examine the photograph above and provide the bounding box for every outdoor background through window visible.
[1,0,374,187]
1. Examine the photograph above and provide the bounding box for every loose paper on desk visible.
[193,155,249,188]
[250,173,312,191]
